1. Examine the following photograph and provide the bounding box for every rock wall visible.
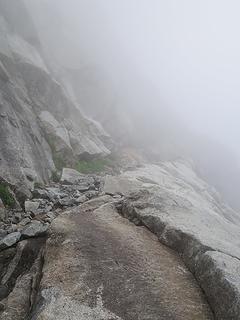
[0,0,111,201]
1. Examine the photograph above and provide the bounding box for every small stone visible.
[59,197,75,207]
[19,217,31,226]
[84,190,99,199]
[6,224,18,233]
[0,232,21,251]
[75,195,88,204]
[46,212,56,220]
[12,211,22,224]
[113,194,123,199]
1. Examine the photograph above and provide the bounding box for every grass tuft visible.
[0,184,15,207]
[75,158,113,174]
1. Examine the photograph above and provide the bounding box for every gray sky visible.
[26,0,240,157]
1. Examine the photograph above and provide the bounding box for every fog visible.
[24,0,240,208]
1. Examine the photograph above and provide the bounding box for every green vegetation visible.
[0,184,15,207]
[75,158,114,174]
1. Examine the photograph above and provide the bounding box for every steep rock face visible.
[0,0,111,200]
[104,160,240,319]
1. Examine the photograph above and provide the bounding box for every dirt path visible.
[32,196,213,320]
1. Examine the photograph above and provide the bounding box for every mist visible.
[24,0,240,208]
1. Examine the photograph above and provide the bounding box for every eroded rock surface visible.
[104,160,240,319]
[31,197,213,320]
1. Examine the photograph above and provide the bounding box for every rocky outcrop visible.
[30,197,212,320]
[0,167,214,320]
[104,160,240,319]
[0,0,111,202]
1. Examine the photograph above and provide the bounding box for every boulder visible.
[45,187,67,200]
[11,211,22,224]
[32,188,50,200]
[58,197,76,207]
[24,201,40,213]
[75,195,88,204]
[21,221,48,238]
[0,232,21,251]
[61,168,95,186]
[19,218,31,227]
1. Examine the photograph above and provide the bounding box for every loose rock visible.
[24,201,40,214]
[0,232,21,251]
[61,168,95,186]
[21,221,48,238]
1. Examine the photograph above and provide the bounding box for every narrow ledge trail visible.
[30,195,213,320]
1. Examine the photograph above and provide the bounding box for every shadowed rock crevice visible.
[0,237,46,319]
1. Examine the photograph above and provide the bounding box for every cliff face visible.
[0,0,111,200]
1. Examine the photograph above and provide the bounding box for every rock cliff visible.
[0,0,111,201]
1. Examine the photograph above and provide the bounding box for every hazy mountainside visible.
[61,65,240,211]
[0,2,240,320]
[0,0,111,202]
[24,0,240,211]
